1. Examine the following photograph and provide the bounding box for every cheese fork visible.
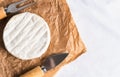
[0,0,35,20]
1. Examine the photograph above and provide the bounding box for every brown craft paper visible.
[0,0,3,3]
[0,0,86,77]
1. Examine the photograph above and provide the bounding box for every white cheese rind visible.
[3,12,51,60]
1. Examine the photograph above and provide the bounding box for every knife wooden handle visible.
[0,7,7,20]
[20,66,44,77]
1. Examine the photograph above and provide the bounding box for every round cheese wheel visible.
[3,12,51,60]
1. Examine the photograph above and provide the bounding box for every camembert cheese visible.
[3,12,51,60]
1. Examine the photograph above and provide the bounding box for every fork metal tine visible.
[13,0,28,5]
[17,2,35,11]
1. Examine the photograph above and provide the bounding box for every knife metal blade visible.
[41,53,68,72]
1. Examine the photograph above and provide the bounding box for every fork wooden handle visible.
[20,66,44,77]
[0,7,7,20]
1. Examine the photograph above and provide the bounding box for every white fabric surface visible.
[55,0,120,77]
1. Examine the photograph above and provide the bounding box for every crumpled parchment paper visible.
[0,0,86,77]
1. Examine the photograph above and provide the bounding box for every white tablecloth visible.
[55,0,120,77]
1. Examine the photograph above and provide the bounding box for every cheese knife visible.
[20,53,68,77]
